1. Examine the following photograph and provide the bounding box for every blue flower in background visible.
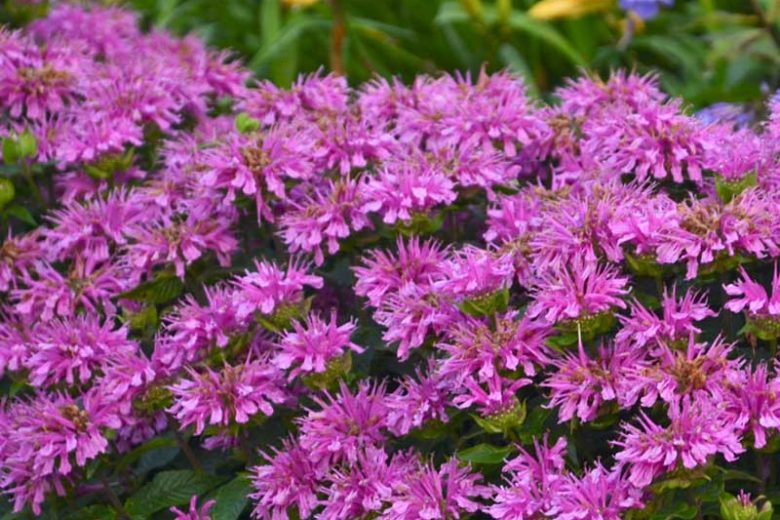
[620,0,674,20]
[695,103,753,129]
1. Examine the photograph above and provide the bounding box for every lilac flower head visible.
[527,257,629,326]
[232,258,323,319]
[202,129,314,222]
[168,357,287,437]
[380,458,491,520]
[488,435,567,519]
[274,311,363,379]
[361,157,457,225]
[13,257,136,321]
[354,236,449,308]
[127,211,237,279]
[434,70,550,157]
[0,229,42,292]
[437,312,551,384]
[614,397,745,488]
[153,285,242,370]
[434,245,514,301]
[724,265,780,317]
[621,334,742,408]
[544,339,639,423]
[617,287,715,351]
[24,315,138,388]
[43,191,145,263]
[279,177,372,265]
[556,71,665,119]
[170,496,216,520]
[553,464,643,520]
[250,438,320,520]
[386,364,450,436]
[320,446,415,520]
[725,364,780,449]
[583,100,710,184]
[0,390,121,514]
[696,103,753,129]
[0,36,85,120]
[298,381,389,468]
[373,284,456,360]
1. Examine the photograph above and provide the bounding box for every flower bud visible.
[0,178,15,211]
[720,492,773,520]
[475,398,526,435]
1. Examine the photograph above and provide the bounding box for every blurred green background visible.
[129,0,780,107]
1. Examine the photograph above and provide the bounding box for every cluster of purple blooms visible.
[1,3,780,519]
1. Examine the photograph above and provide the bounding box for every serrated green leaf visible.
[210,475,252,520]
[114,435,178,474]
[115,439,171,473]
[456,443,512,464]
[120,273,184,305]
[124,470,226,518]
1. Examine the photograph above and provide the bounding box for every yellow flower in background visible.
[529,0,615,20]
[282,0,320,7]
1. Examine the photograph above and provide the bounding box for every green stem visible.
[22,161,44,207]
[101,476,129,520]
[770,337,777,358]
[174,430,204,474]
[654,275,664,300]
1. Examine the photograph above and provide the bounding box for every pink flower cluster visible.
[4,3,780,519]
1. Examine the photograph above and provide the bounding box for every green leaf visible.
[260,0,281,47]
[434,1,470,25]
[114,436,178,474]
[507,12,586,67]
[517,406,551,444]
[124,470,226,519]
[248,17,329,70]
[120,272,184,305]
[456,443,512,464]
[2,138,19,166]
[498,44,539,98]
[210,475,252,520]
[719,469,763,484]
[5,204,35,226]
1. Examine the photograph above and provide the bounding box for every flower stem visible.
[328,0,346,76]
[175,430,204,474]
[101,476,129,519]
[22,161,44,207]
